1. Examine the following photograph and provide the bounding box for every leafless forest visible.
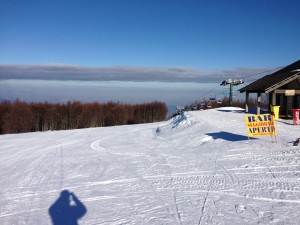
[0,100,168,134]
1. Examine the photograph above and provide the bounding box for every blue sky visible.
[0,0,300,111]
[1,0,299,68]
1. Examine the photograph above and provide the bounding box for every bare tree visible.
[3,100,35,134]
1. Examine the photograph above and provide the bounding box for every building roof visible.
[239,60,300,93]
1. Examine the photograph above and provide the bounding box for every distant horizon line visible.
[0,63,279,83]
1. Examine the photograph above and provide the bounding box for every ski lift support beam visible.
[220,79,244,107]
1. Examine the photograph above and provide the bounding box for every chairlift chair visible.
[199,99,205,107]
[223,88,230,95]
[207,102,212,108]
[209,94,216,101]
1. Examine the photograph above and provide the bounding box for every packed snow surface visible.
[0,107,300,224]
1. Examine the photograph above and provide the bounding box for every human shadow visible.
[49,190,87,225]
[206,131,253,142]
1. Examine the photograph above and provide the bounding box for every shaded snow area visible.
[0,107,300,224]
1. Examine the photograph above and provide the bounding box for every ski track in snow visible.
[0,108,300,224]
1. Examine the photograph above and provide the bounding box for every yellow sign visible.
[285,90,295,96]
[245,114,277,137]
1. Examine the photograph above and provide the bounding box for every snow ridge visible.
[155,112,197,136]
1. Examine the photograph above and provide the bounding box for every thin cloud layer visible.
[0,64,277,83]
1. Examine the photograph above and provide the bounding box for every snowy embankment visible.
[0,107,299,224]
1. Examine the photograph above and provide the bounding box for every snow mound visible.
[155,112,197,135]
[170,112,196,128]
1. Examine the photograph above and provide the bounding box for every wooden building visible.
[239,60,300,117]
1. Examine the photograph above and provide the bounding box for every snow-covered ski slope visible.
[0,107,299,224]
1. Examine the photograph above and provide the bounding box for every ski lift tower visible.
[220,79,244,106]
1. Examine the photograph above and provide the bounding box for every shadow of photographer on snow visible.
[49,190,87,225]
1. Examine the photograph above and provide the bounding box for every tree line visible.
[0,100,168,134]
